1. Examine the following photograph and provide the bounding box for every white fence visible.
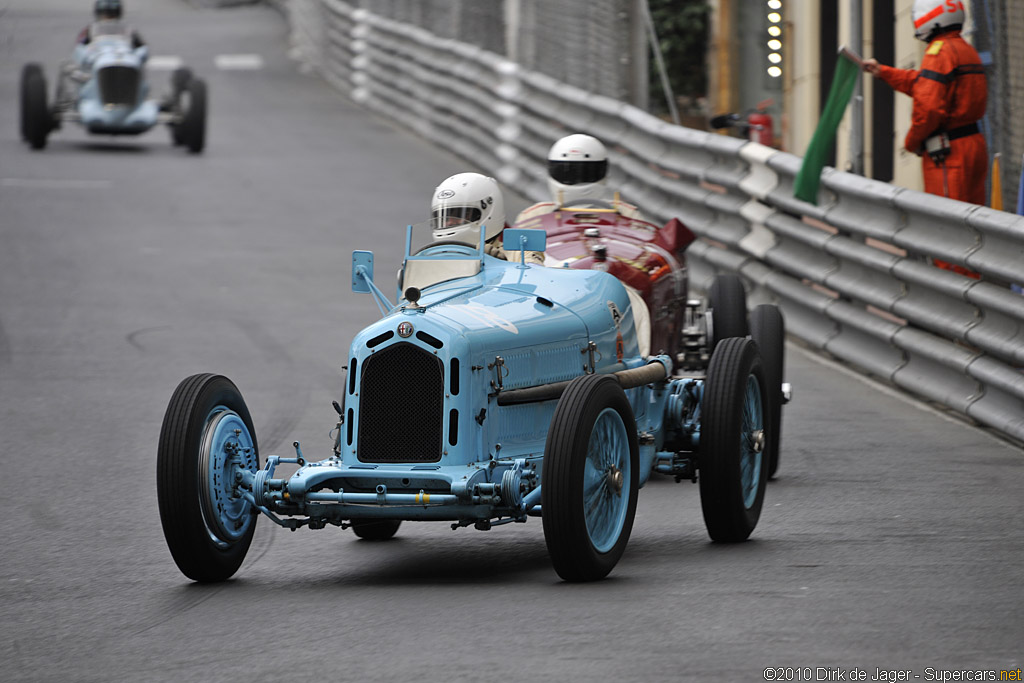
[288,0,1024,443]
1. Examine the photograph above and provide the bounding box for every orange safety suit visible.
[877,30,987,277]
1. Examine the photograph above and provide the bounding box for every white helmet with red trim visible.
[912,0,964,42]
[430,173,505,244]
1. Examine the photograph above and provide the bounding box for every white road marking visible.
[147,55,183,70]
[214,54,264,70]
[1,178,112,189]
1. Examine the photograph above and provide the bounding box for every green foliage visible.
[648,0,710,113]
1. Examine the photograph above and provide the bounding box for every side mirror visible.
[503,228,547,253]
[352,250,374,293]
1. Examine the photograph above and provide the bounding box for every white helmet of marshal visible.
[547,133,609,207]
[912,0,964,42]
[430,173,505,244]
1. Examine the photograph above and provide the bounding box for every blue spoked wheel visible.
[699,337,769,542]
[543,374,639,582]
[157,374,259,582]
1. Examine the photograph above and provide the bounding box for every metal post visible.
[849,0,864,174]
[629,0,650,110]
[504,0,521,63]
[641,0,680,124]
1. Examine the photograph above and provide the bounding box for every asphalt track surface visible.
[1,2,1022,681]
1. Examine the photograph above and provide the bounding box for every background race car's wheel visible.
[171,66,193,95]
[542,374,639,582]
[157,374,259,582]
[750,304,785,479]
[699,337,768,542]
[178,77,207,153]
[350,519,402,540]
[168,67,194,146]
[21,63,52,150]
[708,273,748,351]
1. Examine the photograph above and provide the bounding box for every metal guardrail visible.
[287,0,1024,443]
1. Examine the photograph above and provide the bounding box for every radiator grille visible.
[97,66,139,107]
[358,343,443,463]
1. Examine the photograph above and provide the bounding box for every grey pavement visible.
[0,2,1021,681]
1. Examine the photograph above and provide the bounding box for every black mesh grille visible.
[97,66,139,106]
[358,343,443,463]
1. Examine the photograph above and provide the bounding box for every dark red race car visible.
[513,198,788,477]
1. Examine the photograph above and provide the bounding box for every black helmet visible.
[94,0,122,19]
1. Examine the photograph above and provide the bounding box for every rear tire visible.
[21,63,51,150]
[350,519,402,540]
[699,337,768,542]
[750,304,785,478]
[708,274,748,351]
[157,374,259,582]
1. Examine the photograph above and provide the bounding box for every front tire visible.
[542,374,639,582]
[750,304,785,478]
[699,337,768,542]
[21,63,51,150]
[157,374,259,582]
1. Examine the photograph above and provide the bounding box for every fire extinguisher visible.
[746,108,774,146]
[709,99,776,148]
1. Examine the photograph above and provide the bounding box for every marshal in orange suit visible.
[864,0,988,276]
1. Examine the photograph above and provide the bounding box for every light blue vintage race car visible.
[20,24,206,152]
[157,220,787,583]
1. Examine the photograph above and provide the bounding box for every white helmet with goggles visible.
[430,173,505,245]
[912,0,964,42]
[547,133,609,206]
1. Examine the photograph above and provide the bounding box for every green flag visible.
[793,55,861,204]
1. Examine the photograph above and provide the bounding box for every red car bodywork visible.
[512,208,697,359]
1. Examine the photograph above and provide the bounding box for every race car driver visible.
[514,133,645,223]
[77,0,145,50]
[431,172,545,266]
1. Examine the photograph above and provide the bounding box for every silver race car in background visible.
[20,23,207,152]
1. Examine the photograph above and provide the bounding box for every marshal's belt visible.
[944,123,980,141]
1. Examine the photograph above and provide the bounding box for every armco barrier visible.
[287,0,1024,443]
